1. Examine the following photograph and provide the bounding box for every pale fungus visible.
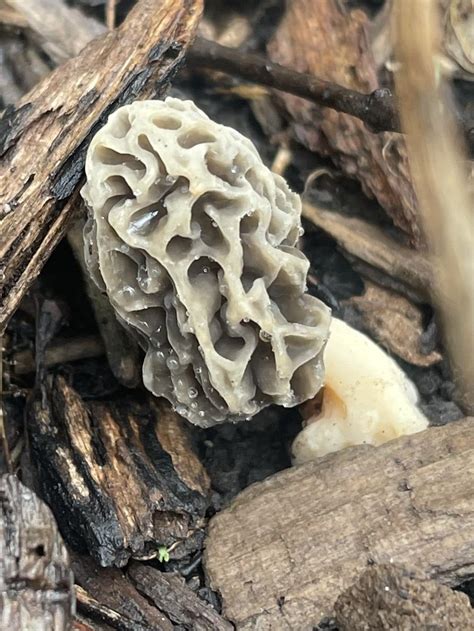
[81,98,330,426]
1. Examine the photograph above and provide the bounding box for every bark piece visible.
[347,281,442,367]
[129,563,233,631]
[3,0,105,63]
[335,564,474,630]
[28,375,210,566]
[0,0,203,335]
[204,418,474,629]
[0,474,74,630]
[75,586,153,631]
[302,202,432,301]
[73,555,172,631]
[267,0,422,245]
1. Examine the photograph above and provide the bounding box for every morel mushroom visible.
[81,98,330,426]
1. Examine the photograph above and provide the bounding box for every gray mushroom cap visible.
[81,97,330,427]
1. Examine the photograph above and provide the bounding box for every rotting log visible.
[0,0,203,335]
[0,474,74,630]
[28,375,210,567]
[204,418,474,630]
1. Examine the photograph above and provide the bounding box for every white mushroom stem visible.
[291,318,429,465]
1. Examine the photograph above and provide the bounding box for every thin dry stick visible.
[394,1,474,413]
[106,0,117,30]
[12,335,104,375]
[187,37,474,154]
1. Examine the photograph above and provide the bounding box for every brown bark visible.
[129,563,233,631]
[0,474,74,630]
[267,0,423,246]
[73,556,173,631]
[335,564,474,630]
[28,375,210,567]
[302,202,432,302]
[346,281,442,367]
[0,0,203,335]
[204,418,474,629]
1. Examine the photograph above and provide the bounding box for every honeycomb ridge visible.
[81,98,330,426]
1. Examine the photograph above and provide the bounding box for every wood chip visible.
[0,0,203,335]
[28,376,210,566]
[335,564,474,630]
[204,418,474,629]
[73,555,172,630]
[347,281,442,366]
[268,0,422,245]
[129,563,233,631]
[302,202,432,301]
[0,474,74,630]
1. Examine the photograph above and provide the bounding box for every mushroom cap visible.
[82,98,330,426]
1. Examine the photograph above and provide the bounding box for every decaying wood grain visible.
[0,474,74,630]
[335,564,474,630]
[0,0,203,335]
[75,586,154,631]
[347,281,442,367]
[204,418,474,630]
[2,0,105,63]
[28,375,210,567]
[268,0,422,246]
[129,563,233,631]
[73,555,173,631]
[302,202,432,301]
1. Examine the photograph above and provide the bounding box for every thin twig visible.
[187,37,396,133]
[187,37,474,154]
[106,0,117,30]
[12,335,104,375]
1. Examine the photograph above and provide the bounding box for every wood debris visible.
[28,375,210,566]
[204,418,474,629]
[0,474,74,630]
[267,0,422,245]
[302,201,432,301]
[0,0,203,335]
[335,564,474,630]
[129,563,233,631]
[347,281,442,367]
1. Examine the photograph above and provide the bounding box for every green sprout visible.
[158,545,170,563]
